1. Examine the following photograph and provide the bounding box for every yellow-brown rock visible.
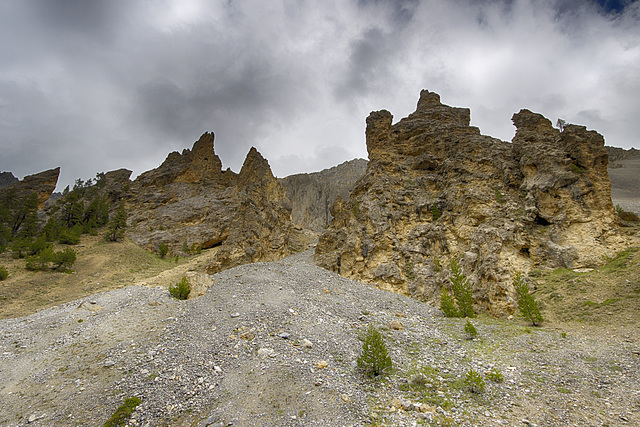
[315,90,625,315]
[205,147,293,273]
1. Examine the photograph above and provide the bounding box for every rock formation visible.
[280,159,367,231]
[205,148,293,273]
[135,132,235,188]
[0,167,60,209]
[315,90,625,315]
[125,132,296,273]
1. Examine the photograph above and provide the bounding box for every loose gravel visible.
[1,250,639,426]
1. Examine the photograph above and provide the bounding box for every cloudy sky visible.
[1,0,638,190]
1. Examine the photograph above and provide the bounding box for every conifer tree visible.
[105,201,127,242]
[514,272,543,326]
[357,324,392,377]
[449,259,475,318]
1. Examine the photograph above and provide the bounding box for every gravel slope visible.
[1,250,639,426]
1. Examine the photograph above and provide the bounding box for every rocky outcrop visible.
[0,172,18,189]
[135,132,236,188]
[280,159,367,230]
[0,167,60,209]
[126,133,239,252]
[205,148,293,273]
[126,133,295,273]
[315,90,625,315]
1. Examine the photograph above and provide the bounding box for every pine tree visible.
[514,272,543,326]
[440,288,459,317]
[357,324,392,377]
[449,259,475,318]
[105,201,127,242]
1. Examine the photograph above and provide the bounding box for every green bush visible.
[486,368,504,383]
[464,369,485,393]
[464,320,478,340]
[58,225,82,245]
[158,242,169,259]
[103,396,141,427]
[169,276,191,300]
[0,266,8,280]
[28,236,50,256]
[53,248,77,270]
[26,247,76,271]
[514,272,543,326]
[357,324,392,377]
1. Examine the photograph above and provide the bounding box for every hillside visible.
[1,238,640,426]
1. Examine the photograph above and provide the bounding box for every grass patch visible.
[104,396,141,427]
[601,248,638,273]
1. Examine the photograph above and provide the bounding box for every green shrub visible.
[11,238,31,258]
[58,226,82,245]
[169,276,190,300]
[431,204,441,221]
[357,324,392,377]
[0,266,8,280]
[464,320,477,340]
[158,242,169,259]
[450,260,475,318]
[514,272,543,326]
[28,236,50,256]
[25,247,76,271]
[103,396,141,427]
[53,248,76,270]
[486,368,504,383]
[464,369,485,393]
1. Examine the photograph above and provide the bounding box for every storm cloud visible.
[1,0,638,190]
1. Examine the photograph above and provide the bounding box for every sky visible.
[0,0,639,191]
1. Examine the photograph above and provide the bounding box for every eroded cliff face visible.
[280,159,367,231]
[125,132,294,273]
[315,90,624,315]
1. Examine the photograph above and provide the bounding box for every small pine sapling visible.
[514,272,543,326]
[464,369,485,393]
[158,242,169,259]
[450,259,475,318]
[464,319,478,340]
[357,324,392,377]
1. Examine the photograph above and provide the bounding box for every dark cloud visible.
[0,0,638,189]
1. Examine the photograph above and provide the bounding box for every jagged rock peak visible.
[135,132,229,187]
[238,147,275,188]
